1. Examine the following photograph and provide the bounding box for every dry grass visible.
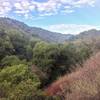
[45,52,100,100]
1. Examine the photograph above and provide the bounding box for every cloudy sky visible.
[0,0,100,34]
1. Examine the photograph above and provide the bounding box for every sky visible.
[0,0,100,34]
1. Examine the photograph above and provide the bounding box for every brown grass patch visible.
[45,52,100,100]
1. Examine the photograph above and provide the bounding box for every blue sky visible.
[0,0,100,34]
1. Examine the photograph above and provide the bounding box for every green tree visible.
[0,30,14,61]
[1,55,23,67]
[0,64,40,99]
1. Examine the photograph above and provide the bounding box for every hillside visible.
[74,29,100,42]
[0,20,93,99]
[0,17,73,43]
[0,17,100,100]
[0,17,100,43]
[45,52,100,100]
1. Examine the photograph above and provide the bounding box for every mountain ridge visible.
[0,17,74,43]
[0,17,100,43]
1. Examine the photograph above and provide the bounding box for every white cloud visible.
[0,0,97,18]
[61,9,75,13]
[14,3,23,10]
[0,1,12,16]
[45,24,100,34]
[73,0,95,7]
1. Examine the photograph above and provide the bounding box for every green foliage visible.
[9,32,31,60]
[33,42,92,85]
[10,80,39,100]
[0,28,41,62]
[0,64,40,99]
[33,42,59,69]
[0,30,14,60]
[1,55,25,67]
[76,43,93,65]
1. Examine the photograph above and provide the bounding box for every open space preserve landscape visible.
[0,0,100,100]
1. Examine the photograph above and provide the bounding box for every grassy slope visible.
[45,52,100,100]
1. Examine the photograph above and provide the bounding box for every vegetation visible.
[45,52,100,100]
[33,42,92,85]
[0,64,40,99]
[0,18,100,100]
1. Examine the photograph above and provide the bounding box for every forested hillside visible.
[0,18,100,100]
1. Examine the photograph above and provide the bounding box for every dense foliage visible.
[33,42,92,85]
[0,25,94,99]
[0,64,41,99]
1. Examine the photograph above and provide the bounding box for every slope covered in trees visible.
[0,29,93,99]
[0,17,100,100]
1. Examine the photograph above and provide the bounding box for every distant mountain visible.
[69,29,100,44]
[75,29,100,40]
[0,17,73,43]
[30,27,74,43]
[0,17,40,40]
[0,17,100,43]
